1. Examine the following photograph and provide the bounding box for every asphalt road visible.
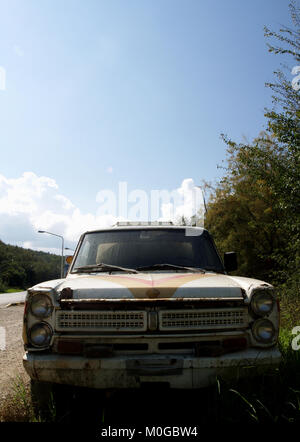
[0,291,26,305]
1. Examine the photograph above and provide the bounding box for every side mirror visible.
[224,252,237,272]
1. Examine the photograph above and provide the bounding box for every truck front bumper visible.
[23,348,281,389]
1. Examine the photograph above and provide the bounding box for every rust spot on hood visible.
[146,288,160,298]
[59,297,245,310]
[60,287,73,299]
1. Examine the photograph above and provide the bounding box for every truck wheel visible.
[30,380,56,421]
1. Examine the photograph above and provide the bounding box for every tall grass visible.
[210,329,300,423]
[0,375,35,422]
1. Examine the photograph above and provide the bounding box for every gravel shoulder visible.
[0,305,29,401]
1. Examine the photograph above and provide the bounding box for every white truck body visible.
[23,225,281,389]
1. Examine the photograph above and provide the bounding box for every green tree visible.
[264,1,300,290]
[0,240,60,289]
[206,2,299,292]
[205,133,285,281]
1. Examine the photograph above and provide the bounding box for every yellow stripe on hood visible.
[88,273,214,298]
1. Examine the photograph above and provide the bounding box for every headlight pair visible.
[28,293,53,348]
[250,290,277,344]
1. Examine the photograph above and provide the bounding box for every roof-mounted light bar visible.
[115,221,174,226]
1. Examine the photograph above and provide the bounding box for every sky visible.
[0,0,294,253]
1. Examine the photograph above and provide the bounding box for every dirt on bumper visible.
[23,348,281,389]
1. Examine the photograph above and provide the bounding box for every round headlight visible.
[251,290,274,316]
[252,319,275,343]
[29,322,52,347]
[30,294,53,318]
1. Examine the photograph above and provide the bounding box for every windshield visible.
[71,229,224,273]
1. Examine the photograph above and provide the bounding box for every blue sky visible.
[0,0,294,251]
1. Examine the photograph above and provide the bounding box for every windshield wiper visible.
[73,263,139,274]
[137,263,206,273]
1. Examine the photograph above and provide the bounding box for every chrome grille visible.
[159,308,247,331]
[56,310,147,332]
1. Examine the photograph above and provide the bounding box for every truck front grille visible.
[159,308,247,331]
[56,310,147,332]
[56,307,248,333]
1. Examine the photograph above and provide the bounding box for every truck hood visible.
[31,272,273,300]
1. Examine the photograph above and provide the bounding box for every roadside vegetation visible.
[205,1,299,337]
[0,288,24,294]
[0,375,35,422]
[205,1,299,300]
[0,240,60,292]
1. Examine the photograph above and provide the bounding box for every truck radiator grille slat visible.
[159,308,247,331]
[56,311,147,332]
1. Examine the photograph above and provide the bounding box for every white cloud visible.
[160,178,205,224]
[54,194,75,210]
[0,172,58,216]
[0,172,116,253]
[0,173,205,254]
[22,241,61,255]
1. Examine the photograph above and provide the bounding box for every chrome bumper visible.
[23,348,281,389]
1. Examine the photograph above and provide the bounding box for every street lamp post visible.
[38,230,65,279]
